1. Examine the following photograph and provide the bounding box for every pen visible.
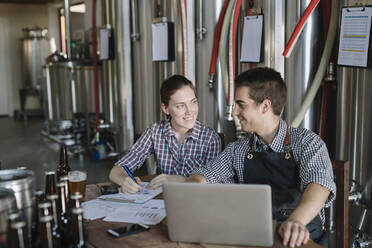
[122,165,138,184]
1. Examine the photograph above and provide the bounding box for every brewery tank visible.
[44,61,103,121]
[0,188,17,247]
[284,0,324,131]
[0,170,35,243]
[21,27,50,90]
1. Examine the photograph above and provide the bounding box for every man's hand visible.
[120,176,142,194]
[278,219,310,247]
[146,174,185,190]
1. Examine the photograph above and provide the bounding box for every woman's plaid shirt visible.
[115,120,221,177]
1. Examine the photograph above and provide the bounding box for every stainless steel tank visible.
[0,170,35,243]
[284,0,324,131]
[336,0,372,237]
[0,188,17,247]
[73,65,103,114]
[45,62,74,121]
[21,27,50,90]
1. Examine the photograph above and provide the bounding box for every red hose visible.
[283,0,320,57]
[92,0,99,133]
[227,0,242,105]
[208,0,231,77]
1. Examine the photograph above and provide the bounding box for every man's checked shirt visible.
[192,119,336,224]
[116,120,221,177]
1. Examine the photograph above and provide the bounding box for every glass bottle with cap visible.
[56,144,71,180]
[32,191,44,247]
[7,220,30,248]
[45,171,57,195]
[59,175,70,204]
[36,201,53,248]
[56,181,71,245]
[71,207,86,248]
[39,215,55,248]
[45,194,62,248]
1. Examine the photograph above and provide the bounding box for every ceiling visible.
[0,0,62,4]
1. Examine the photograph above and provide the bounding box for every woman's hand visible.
[120,176,142,194]
[146,174,185,190]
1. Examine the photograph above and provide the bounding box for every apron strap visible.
[247,122,292,160]
[284,121,291,159]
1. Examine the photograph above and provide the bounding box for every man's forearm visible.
[288,183,330,225]
[186,174,207,183]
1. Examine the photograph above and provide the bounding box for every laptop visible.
[163,182,274,247]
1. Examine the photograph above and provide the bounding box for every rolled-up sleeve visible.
[115,125,154,171]
[299,134,336,207]
[192,143,236,184]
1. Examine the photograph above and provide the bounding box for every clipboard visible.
[152,21,175,62]
[240,14,264,63]
[337,6,372,68]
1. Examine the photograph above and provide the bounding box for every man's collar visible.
[253,119,286,152]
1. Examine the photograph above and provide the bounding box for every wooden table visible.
[84,178,321,248]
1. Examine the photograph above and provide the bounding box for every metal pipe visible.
[130,0,140,41]
[64,0,72,59]
[197,0,207,40]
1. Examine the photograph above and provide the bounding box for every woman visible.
[109,75,221,194]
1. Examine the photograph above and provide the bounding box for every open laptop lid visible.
[163,182,273,247]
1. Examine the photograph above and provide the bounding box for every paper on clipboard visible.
[338,7,372,67]
[98,182,162,204]
[240,15,263,63]
[152,22,169,61]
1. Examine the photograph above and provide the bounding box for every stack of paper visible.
[82,182,166,225]
[98,182,162,204]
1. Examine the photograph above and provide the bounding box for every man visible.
[188,67,336,248]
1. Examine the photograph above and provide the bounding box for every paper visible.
[338,7,372,67]
[152,22,169,61]
[103,199,166,225]
[98,182,162,204]
[240,15,263,63]
[82,199,139,220]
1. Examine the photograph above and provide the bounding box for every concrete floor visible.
[0,116,119,190]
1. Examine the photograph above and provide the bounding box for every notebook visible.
[163,182,274,247]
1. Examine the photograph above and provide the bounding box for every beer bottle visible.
[59,175,70,204]
[56,144,71,180]
[8,220,30,248]
[32,191,44,248]
[45,194,62,248]
[56,181,71,246]
[70,192,83,209]
[45,171,57,195]
[71,207,86,248]
[39,215,55,248]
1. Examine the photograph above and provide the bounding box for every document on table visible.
[98,182,162,204]
[82,199,140,220]
[338,7,372,67]
[103,199,166,225]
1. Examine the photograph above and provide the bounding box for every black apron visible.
[242,125,325,244]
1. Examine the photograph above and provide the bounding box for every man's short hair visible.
[235,67,287,116]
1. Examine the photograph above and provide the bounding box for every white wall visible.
[0,4,48,116]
